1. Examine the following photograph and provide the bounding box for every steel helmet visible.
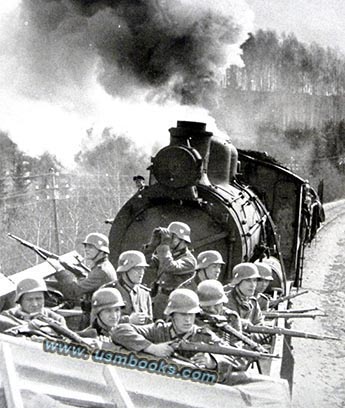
[164,289,201,315]
[254,261,274,281]
[231,263,260,286]
[83,233,110,254]
[15,278,48,303]
[196,250,225,270]
[91,288,125,322]
[167,222,191,243]
[197,280,228,307]
[116,250,149,273]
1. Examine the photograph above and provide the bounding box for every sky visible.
[247,0,345,55]
[0,0,344,167]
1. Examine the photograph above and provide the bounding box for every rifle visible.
[244,325,340,341]
[8,233,90,278]
[172,339,280,360]
[199,313,268,353]
[267,307,324,314]
[263,312,327,319]
[269,289,308,308]
[30,314,97,349]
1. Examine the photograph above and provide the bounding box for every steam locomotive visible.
[109,120,323,293]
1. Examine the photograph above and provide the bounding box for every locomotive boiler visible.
[109,120,322,292]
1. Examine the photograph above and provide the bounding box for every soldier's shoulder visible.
[138,284,151,292]
[195,325,214,336]
[153,319,168,329]
[259,293,270,301]
[224,307,240,317]
[100,279,118,290]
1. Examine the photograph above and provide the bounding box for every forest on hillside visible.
[1,29,345,275]
[213,30,345,201]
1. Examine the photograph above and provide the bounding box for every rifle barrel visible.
[269,289,309,308]
[245,325,340,340]
[264,312,327,319]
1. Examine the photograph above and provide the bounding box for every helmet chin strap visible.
[97,313,113,330]
[89,249,103,262]
[123,271,136,286]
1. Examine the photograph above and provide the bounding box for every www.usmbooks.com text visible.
[42,339,218,385]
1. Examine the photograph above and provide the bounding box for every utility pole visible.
[49,168,60,254]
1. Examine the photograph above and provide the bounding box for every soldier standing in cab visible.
[178,250,225,291]
[0,277,66,332]
[226,263,263,328]
[103,250,153,325]
[78,287,126,351]
[111,288,234,373]
[51,232,117,328]
[133,175,146,193]
[196,280,242,347]
[254,261,274,312]
[145,221,197,320]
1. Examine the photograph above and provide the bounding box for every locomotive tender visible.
[109,120,322,292]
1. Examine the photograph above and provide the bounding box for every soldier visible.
[51,232,117,327]
[178,250,225,291]
[0,277,66,333]
[104,250,153,325]
[196,280,242,347]
[254,261,274,312]
[133,175,146,193]
[145,221,197,319]
[78,287,125,351]
[111,288,234,373]
[226,263,263,328]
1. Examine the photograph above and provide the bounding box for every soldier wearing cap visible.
[226,263,264,328]
[196,280,242,347]
[111,288,234,373]
[133,175,146,193]
[103,250,153,325]
[145,221,197,319]
[0,277,65,332]
[178,250,225,292]
[254,261,274,312]
[51,232,117,327]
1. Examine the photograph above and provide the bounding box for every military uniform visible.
[150,245,196,319]
[226,287,263,326]
[58,255,117,322]
[177,272,200,292]
[111,320,234,377]
[256,293,271,312]
[104,280,153,324]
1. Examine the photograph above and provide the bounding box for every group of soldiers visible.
[0,220,277,384]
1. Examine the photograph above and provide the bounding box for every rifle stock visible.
[32,315,95,348]
[173,340,280,360]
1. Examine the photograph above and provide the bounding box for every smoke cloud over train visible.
[0,0,253,165]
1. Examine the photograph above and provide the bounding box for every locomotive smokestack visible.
[169,121,213,183]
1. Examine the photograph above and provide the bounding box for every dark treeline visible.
[226,30,345,96]
[213,29,345,202]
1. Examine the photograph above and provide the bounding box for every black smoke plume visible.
[19,0,252,102]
